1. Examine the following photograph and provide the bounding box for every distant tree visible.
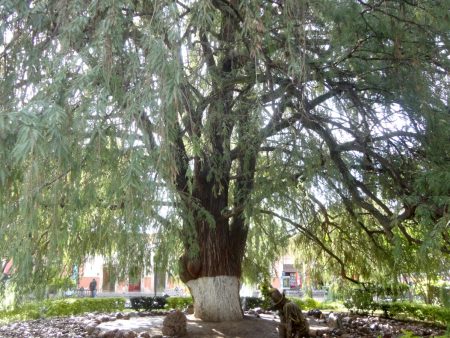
[0,0,448,321]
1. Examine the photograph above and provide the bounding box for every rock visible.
[98,329,119,338]
[137,332,151,338]
[115,330,137,338]
[369,322,379,330]
[86,324,98,334]
[162,310,187,337]
[359,326,372,334]
[100,315,112,322]
[116,312,124,319]
[184,304,194,315]
[332,328,343,336]
[327,312,343,329]
[307,309,323,318]
[341,316,352,325]
[253,307,263,314]
[309,327,331,337]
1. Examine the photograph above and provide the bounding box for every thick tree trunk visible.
[186,275,243,321]
[178,170,249,321]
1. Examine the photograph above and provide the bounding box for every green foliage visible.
[44,297,125,317]
[241,297,264,311]
[344,294,450,325]
[0,297,125,323]
[258,278,273,310]
[165,297,193,310]
[0,302,41,322]
[398,331,421,338]
[343,284,410,314]
[343,287,377,314]
[380,301,450,325]
[0,0,448,313]
[290,297,325,311]
[48,277,76,295]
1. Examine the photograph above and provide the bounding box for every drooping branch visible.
[259,209,361,284]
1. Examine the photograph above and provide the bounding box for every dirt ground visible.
[0,311,446,337]
[185,314,280,338]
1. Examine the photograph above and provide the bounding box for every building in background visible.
[271,255,303,295]
[77,256,185,296]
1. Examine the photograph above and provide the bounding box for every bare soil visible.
[185,314,280,337]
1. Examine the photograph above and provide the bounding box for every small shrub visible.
[241,297,264,311]
[129,296,167,311]
[258,279,274,310]
[165,297,193,310]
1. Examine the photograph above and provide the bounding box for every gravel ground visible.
[0,311,447,338]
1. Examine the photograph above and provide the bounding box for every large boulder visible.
[162,310,187,336]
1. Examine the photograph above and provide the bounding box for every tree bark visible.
[177,156,251,321]
[186,276,242,321]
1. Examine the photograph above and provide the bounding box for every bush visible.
[43,297,125,317]
[165,296,193,310]
[129,296,167,311]
[241,297,264,310]
[0,302,41,322]
[0,297,125,322]
[290,297,323,310]
[378,301,450,325]
[343,283,411,314]
[343,287,377,314]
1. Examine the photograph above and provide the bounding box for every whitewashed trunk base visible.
[186,276,243,322]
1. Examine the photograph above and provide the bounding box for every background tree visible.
[0,0,448,321]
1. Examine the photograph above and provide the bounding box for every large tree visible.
[1,0,448,321]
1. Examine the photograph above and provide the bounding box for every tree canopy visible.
[0,0,449,311]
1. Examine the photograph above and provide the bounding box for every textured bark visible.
[186,276,243,321]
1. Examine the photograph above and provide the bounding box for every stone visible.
[115,330,137,338]
[369,323,379,330]
[307,309,323,318]
[341,316,352,325]
[162,310,187,337]
[327,312,343,329]
[86,324,98,334]
[184,304,194,315]
[116,312,124,319]
[137,332,151,338]
[98,329,119,338]
[254,307,263,314]
[332,328,343,336]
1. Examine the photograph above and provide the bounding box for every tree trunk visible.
[177,168,249,321]
[186,276,242,321]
